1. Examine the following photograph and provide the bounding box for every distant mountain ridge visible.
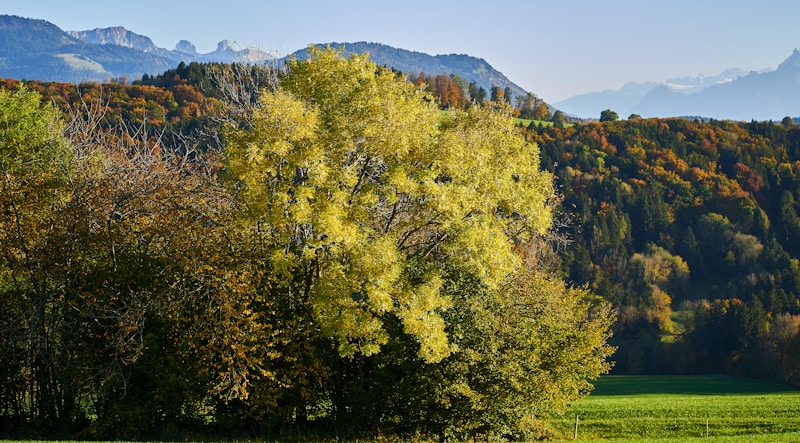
[8,13,795,121]
[0,15,528,101]
[67,26,163,54]
[0,15,174,82]
[68,27,271,64]
[292,42,527,99]
[554,68,748,119]
[630,49,800,121]
[556,52,800,121]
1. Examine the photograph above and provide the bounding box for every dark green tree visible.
[490,85,503,102]
[468,81,486,105]
[600,109,619,122]
[551,110,567,128]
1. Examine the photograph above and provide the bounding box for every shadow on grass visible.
[590,374,797,396]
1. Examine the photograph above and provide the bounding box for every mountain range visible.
[553,69,747,119]
[556,51,800,121]
[293,42,527,99]
[1,14,798,121]
[67,27,270,64]
[0,15,273,83]
[0,15,525,99]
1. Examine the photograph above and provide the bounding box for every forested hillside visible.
[526,118,800,381]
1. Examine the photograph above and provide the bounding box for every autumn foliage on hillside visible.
[527,117,800,380]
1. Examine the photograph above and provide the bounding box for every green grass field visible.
[54,53,107,73]
[550,375,800,442]
[515,117,553,127]
[514,117,575,129]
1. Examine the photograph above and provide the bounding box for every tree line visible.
[0,48,613,441]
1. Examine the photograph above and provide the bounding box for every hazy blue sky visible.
[5,0,800,102]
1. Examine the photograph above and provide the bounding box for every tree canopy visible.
[600,109,619,122]
[226,47,556,359]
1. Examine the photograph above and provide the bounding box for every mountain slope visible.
[0,15,272,83]
[631,49,800,120]
[292,42,528,99]
[68,26,164,54]
[0,15,173,82]
[554,69,746,119]
[556,50,799,122]
[553,81,660,120]
[70,27,272,64]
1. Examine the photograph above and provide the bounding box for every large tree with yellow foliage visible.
[223,46,613,438]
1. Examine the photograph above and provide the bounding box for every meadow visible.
[550,375,800,442]
[4,375,799,442]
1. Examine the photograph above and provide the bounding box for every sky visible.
[4,0,800,102]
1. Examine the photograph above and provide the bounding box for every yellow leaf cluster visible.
[225,46,556,363]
